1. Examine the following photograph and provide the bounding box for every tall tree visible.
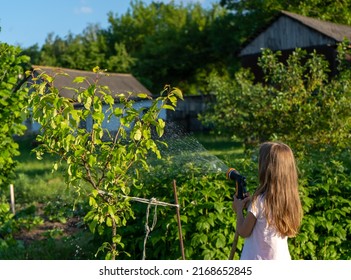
[220,0,351,26]
[296,0,351,25]
[106,0,230,94]
[23,1,239,95]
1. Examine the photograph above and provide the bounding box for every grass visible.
[1,133,244,259]
[194,133,244,158]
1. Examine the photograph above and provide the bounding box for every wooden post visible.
[229,231,239,260]
[10,184,15,215]
[172,179,185,260]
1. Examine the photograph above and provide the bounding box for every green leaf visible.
[42,73,53,83]
[92,111,104,123]
[215,233,226,248]
[137,93,149,99]
[53,162,59,171]
[88,155,96,166]
[104,95,115,105]
[112,235,122,244]
[168,95,177,106]
[133,129,142,141]
[162,104,175,111]
[74,149,85,157]
[108,205,115,218]
[156,119,165,137]
[106,217,112,227]
[199,234,208,244]
[171,87,183,100]
[114,107,123,116]
[73,76,86,84]
[89,220,98,234]
[84,96,92,110]
[89,197,98,208]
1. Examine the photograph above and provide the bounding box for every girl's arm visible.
[232,196,257,238]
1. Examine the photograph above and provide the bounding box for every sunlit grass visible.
[14,140,70,204]
[194,132,245,165]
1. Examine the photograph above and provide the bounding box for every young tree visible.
[27,66,183,259]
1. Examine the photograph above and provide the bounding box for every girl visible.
[232,141,303,260]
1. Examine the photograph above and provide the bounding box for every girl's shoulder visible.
[249,194,265,216]
[253,193,265,204]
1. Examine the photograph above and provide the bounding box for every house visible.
[238,10,351,80]
[25,66,163,134]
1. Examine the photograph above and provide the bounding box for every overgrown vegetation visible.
[1,131,351,260]
[201,43,351,151]
[0,43,30,252]
[0,136,98,259]
[1,0,351,260]
[199,42,351,259]
[1,133,244,260]
[2,48,351,259]
[0,43,29,187]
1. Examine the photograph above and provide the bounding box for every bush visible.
[201,41,351,152]
[290,151,351,260]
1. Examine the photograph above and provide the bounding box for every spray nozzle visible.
[226,168,248,200]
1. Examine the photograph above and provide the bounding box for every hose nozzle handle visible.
[226,168,247,199]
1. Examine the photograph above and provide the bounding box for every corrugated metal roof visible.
[31,65,152,99]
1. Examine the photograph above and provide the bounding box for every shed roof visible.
[31,65,152,99]
[239,11,351,57]
[281,11,351,42]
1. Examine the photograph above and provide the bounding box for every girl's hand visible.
[232,194,251,213]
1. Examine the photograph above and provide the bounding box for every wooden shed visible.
[239,11,351,80]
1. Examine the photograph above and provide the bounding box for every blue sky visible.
[0,0,217,49]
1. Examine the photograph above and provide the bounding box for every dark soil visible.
[14,216,83,245]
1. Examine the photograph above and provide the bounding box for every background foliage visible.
[22,0,351,95]
[0,43,29,187]
[200,43,351,151]
[0,43,30,249]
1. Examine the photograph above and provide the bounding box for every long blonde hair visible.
[252,142,303,237]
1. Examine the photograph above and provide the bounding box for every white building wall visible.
[26,99,167,135]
